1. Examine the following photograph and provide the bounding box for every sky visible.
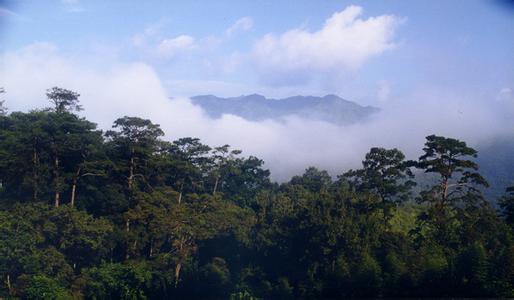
[1,0,513,180]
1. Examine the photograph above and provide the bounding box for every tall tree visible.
[105,117,164,261]
[45,87,84,207]
[210,145,241,195]
[344,147,415,223]
[105,116,164,192]
[46,87,82,113]
[414,135,490,258]
[168,137,212,202]
[416,135,488,214]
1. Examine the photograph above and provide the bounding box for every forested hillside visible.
[1,88,514,299]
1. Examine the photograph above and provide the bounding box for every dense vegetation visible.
[1,88,514,299]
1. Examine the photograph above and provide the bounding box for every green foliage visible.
[23,274,71,300]
[82,262,151,299]
[343,147,415,225]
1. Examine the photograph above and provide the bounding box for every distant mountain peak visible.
[239,93,267,101]
[244,93,265,98]
[190,94,379,125]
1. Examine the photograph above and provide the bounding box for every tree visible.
[499,185,514,227]
[46,87,82,113]
[105,117,164,192]
[46,112,103,207]
[416,135,488,213]
[60,117,105,207]
[290,167,332,193]
[344,147,415,223]
[0,111,53,202]
[414,135,490,264]
[210,145,242,195]
[167,137,212,202]
[218,156,271,206]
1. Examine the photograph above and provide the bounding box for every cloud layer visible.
[252,6,403,85]
[2,42,512,181]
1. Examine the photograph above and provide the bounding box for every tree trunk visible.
[442,178,449,203]
[125,219,130,260]
[6,274,12,295]
[54,192,60,208]
[175,236,185,286]
[32,145,39,201]
[70,167,81,207]
[54,156,60,208]
[70,180,77,207]
[174,263,182,287]
[128,149,135,189]
[132,240,137,255]
[213,176,219,194]
[178,183,183,204]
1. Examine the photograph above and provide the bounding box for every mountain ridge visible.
[191,94,379,125]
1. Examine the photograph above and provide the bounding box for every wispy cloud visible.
[0,7,18,17]
[226,17,253,36]
[131,20,196,60]
[157,35,195,58]
[61,0,85,13]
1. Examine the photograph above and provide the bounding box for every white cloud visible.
[226,17,254,36]
[130,20,195,60]
[157,35,195,59]
[252,5,403,86]
[2,42,512,181]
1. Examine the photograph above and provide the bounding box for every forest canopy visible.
[0,88,513,299]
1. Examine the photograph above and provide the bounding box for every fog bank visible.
[2,43,513,181]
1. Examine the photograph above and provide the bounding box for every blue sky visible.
[1,0,513,179]
[2,0,513,102]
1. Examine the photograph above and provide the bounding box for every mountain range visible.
[191,94,379,125]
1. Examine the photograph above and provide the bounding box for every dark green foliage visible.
[81,262,152,299]
[23,274,71,299]
[0,90,513,298]
[500,185,514,227]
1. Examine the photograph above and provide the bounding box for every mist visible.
[2,42,513,181]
